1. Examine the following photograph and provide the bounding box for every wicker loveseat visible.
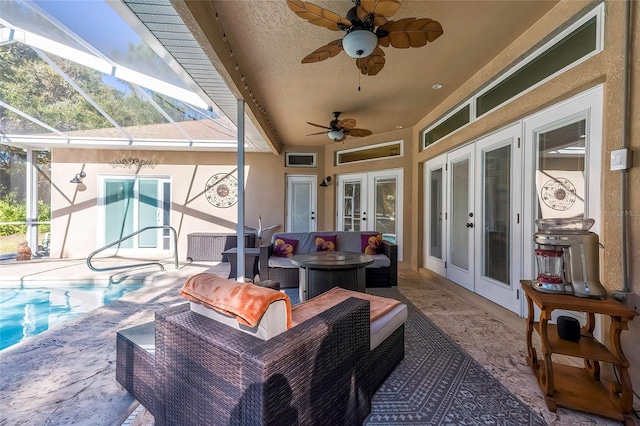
[259,231,397,289]
[116,278,406,426]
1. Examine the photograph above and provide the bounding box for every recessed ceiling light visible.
[432,84,443,90]
[396,125,403,129]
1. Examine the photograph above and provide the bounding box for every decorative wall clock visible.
[540,177,576,211]
[205,173,238,208]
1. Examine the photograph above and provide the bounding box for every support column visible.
[236,100,245,282]
[25,149,38,253]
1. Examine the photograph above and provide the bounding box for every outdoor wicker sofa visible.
[116,278,406,426]
[259,231,398,289]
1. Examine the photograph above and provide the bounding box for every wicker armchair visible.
[118,297,400,426]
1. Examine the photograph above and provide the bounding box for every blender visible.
[532,218,607,299]
[534,248,565,290]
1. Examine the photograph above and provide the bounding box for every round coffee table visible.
[292,251,375,302]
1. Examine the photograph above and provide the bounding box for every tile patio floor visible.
[0,257,631,425]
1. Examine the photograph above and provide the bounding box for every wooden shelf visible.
[533,322,621,364]
[542,361,623,421]
[521,280,638,425]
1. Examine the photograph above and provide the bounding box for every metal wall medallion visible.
[205,173,238,208]
[540,177,577,211]
[110,157,156,169]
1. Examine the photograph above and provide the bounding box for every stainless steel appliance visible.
[532,218,607,299]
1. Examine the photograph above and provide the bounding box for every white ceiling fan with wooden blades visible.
[306,111,373,142]
[286,0,443,76]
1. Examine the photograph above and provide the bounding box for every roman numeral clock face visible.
[205,173,238,208]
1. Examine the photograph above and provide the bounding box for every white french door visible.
[338,173,365,232]
[337,169,403,260]
[474,125,522,313]
[286,175,317,232]
[423,86,603,317]
[425,135,521,312]
[445,145,475,289]
[425,130,521,313]
[522,87,603,327]
[424,154,447,276]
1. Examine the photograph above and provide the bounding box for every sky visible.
[33,0,139,56]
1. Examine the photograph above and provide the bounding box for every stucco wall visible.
[409,0,640,393]
[50,147,323,259]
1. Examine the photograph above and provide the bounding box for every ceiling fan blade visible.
[378,18,443,48]
[286,0,351,31]
[345,128,373,137]
[301,39,344,63]
[356,46,385,76]
[307,121,331,130]
[356,6,387,26]
[358,0,402,18]
[337,118,357,130]
[306,130,330,136]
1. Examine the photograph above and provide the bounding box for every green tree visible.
[0,42,176,134]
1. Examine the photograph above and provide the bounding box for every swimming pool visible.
[0,282,143,351]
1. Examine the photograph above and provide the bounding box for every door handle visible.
[466,223,474,228]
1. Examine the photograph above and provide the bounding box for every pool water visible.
[0,283,143,351]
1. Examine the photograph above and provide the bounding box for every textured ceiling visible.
[179,0,559,149]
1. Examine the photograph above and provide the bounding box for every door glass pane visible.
[451,159,469,270]
[342,181,361,231]
[484,146,511,284]
[291,182,311,232]
[138,180,158,248]
[105,180,133,248]
[535,120,586,219]
[374,177,397,244]
[429,168,443,259]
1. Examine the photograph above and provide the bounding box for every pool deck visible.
[1,258,626,426]
[0,257,230,426]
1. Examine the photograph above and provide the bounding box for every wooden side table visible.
[521,280,638,425]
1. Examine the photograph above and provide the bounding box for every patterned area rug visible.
[282,287,545,425]
[365,287,546,426]
[285,288,546,426]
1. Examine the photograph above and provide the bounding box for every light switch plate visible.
[610,149,632,171]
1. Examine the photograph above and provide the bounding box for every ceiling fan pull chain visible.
[358,71,361,92]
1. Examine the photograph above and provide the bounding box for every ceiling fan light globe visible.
[328,130,343,141]
[342,29,377,58]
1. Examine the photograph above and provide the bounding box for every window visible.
[476,16,598,117]
[285,152,316,167]
[423,104,470,148]
[335,141,402,166]
[421,3,603,149]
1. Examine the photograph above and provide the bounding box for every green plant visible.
[37,199,51,233]
[0,193,26,235]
